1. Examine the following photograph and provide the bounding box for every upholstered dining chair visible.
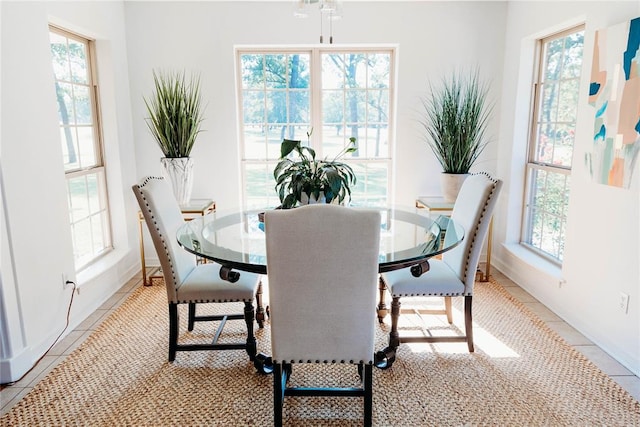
[264,204,381,427]
[378,173,502,368]
[132,176,264,362]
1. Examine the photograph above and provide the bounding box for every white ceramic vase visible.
[161,157,194,206]
[440,173,469,203]
[300,191,326,205]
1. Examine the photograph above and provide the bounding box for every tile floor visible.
[490,268,640,402]
[1,266,639,416]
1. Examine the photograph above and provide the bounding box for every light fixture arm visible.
[329,10,333,44]
[293,0,342,44]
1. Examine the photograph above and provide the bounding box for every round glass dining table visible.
[176,206,464,372]
[176,206,464,278]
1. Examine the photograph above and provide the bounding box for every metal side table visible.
[416,196,493,282]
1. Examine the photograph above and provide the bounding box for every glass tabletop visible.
[176,206,465,276]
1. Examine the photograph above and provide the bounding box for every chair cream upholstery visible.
[132,176,263,362]
[265,204,381,427]
[378,173,502,366]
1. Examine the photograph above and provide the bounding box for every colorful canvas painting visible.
[587,17,640,188]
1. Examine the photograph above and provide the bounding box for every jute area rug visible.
[2,278,639,426]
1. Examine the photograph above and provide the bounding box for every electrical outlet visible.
[619,293,629,314]
[62,273,72,290]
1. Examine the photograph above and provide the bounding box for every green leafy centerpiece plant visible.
[144,70,204,205]
[420,70,492,202]
[274,134,357,209]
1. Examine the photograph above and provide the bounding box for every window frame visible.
[521,25,585,264]
[235,45,396,210]
[50,25,113,271]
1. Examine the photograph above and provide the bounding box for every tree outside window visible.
[237,47,394,209]
[50,26,112,270]
[522,27,584,262]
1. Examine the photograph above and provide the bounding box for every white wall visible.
[125,1,506,210]
[0,1,139,382]
[494,1,640,375]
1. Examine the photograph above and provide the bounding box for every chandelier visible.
[293,0,343,44]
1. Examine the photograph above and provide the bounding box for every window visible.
[236,47,394,209]
[522,27,584,263]
[49,26,112,270]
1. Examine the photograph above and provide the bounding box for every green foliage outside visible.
[526,30,583,262]
[240,52,392,208]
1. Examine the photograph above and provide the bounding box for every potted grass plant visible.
[420,70,493,202]
[274,132,357,209]
[144,70,204,205]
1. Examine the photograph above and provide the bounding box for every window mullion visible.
[310,48,323,154]
[88,39,104,167]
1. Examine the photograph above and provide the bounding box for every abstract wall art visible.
[587,17,640,188]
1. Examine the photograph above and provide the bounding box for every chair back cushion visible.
[443,173,502,294]
[265,204,381,364]
[132,176,195,302]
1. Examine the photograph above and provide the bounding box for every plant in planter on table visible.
[144,70,205,205]
[274,134,357,209]
[420,69,493,202]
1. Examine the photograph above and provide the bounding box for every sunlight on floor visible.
[473,326,520,358]
[400,301,520,358]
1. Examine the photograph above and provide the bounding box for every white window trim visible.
[234,44,398,210]
[50,25,113,271]
[520,25,585,265]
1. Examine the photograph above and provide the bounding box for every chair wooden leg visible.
[464,295,474,352]
[444,296,453,324]
[377,277,388,323]
[255,282,265,328]
[187,302,196,331]
[243,301,257,360]
[168,303,179,362]
[389,297,401,350]
[364,363,373,427]
[273,363,284,427]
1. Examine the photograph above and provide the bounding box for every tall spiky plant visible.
[144,70,204,158]
[420,70,492,174]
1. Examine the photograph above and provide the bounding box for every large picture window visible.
[50,26,112,270]
[236,47,395,209]
[522,27,584,263]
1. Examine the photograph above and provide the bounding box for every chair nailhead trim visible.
[274,359,374,364]
[137,177,182,302]
[461,173,499,281]
[393,293,472,297]
[176,298,254,304]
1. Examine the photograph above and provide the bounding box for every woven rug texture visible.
[1,278,639,426]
